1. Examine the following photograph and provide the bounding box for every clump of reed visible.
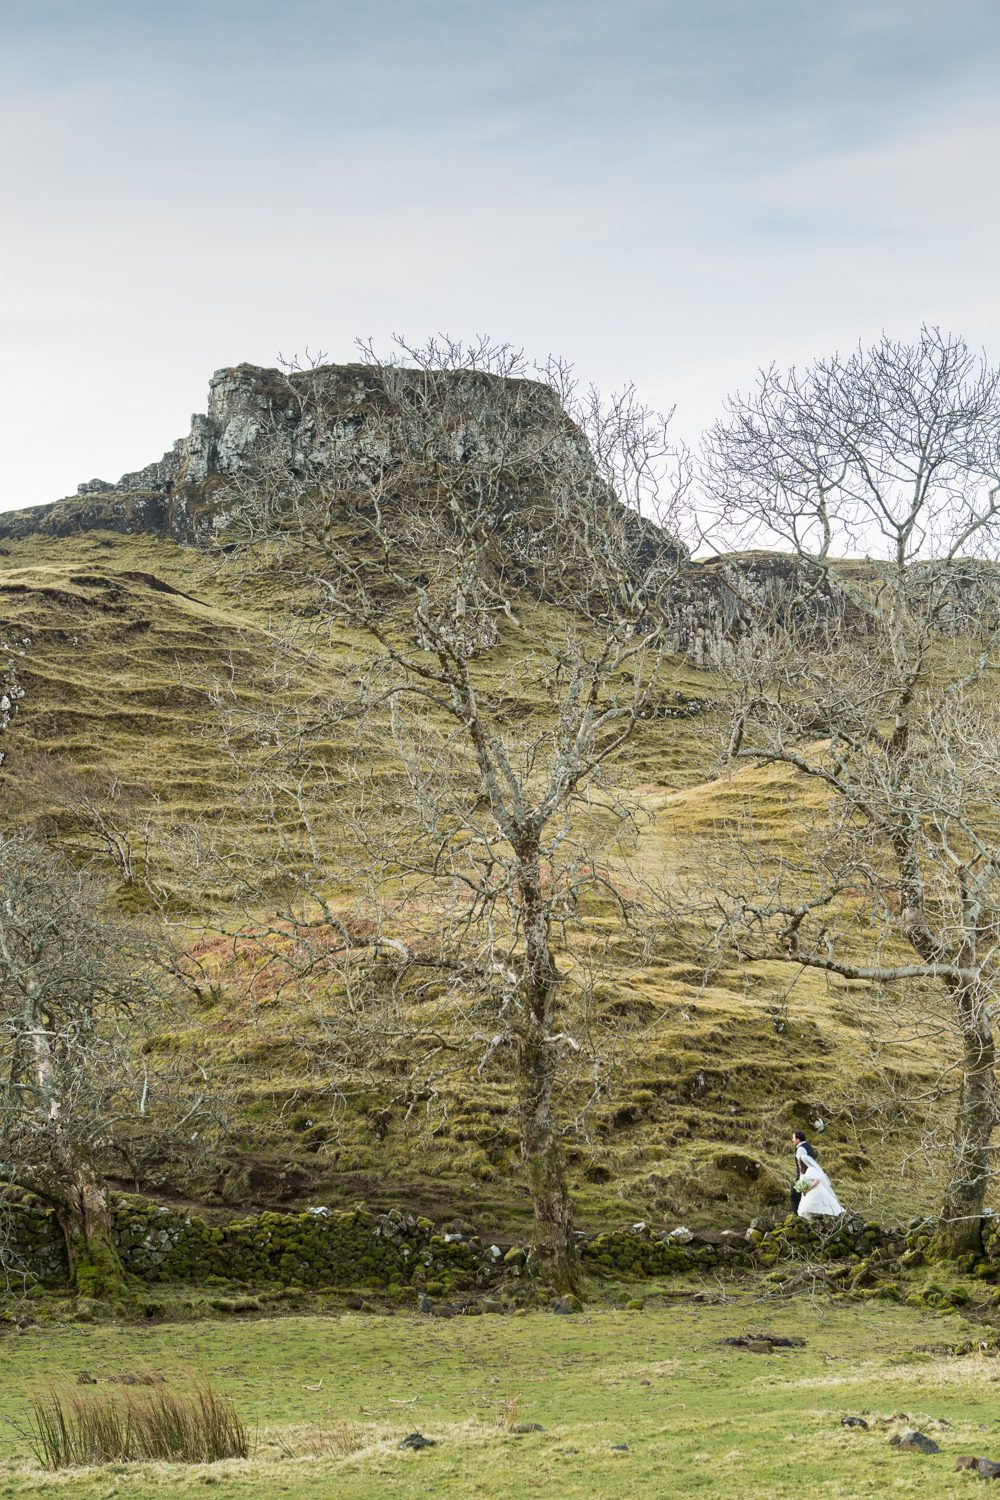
[24,1372,251,1469]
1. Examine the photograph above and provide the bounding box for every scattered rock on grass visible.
[978,1457,1000,1480]
[400,1433,436,1450]
[511,1423,544,1434]
[724,1333,806,1352]
[890,1430,940,1454]
[841,1416,869,1429]
[955,1455,979,1471]
[552,1295,583,1315]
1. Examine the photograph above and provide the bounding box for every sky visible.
[2,0,999,511]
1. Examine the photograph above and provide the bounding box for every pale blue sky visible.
[2,0,999,507]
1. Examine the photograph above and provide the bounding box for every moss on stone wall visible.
[1,1191,67,1284]
[3,1195,489,1292]
[112,1199,487,1289]
[580,1224,755,1276]
[3,1194,904,1294]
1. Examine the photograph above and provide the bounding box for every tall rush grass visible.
[25,1373,251,1468]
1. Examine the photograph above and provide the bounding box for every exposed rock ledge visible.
[1,361,595,547]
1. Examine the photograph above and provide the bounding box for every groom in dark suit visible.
[790,1130,815,1212]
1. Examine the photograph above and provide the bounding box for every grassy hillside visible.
[0,529,957,1232]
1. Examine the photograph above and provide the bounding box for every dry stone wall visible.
[1,1191,909,1295]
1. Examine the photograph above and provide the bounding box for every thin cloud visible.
[1,0,998,507]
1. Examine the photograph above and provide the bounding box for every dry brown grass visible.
[276,1419,366,1457]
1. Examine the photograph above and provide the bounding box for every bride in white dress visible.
[796,1149,844,1218]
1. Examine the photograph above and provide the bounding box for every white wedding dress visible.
[796,1150,844,1218]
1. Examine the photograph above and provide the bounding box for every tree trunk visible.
[55,1168,126,1301]
[26,1007,126,1299]
[931,998,995,1260]
[518,1029,579,1295]
[516,854,579,1296]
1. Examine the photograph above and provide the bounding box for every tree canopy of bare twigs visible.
[215,336,693,1293]
[704,326,1000,1256]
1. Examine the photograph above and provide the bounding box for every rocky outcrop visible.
[0,364,845,644]
[1,361,609,548]
[658,551,857,667]
[99,362,595,501]
[0,491,175,543]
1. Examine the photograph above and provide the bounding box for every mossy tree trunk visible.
[930,990,996,1260]
[518,1038,578,1296]
[515,851,579,1298]
[29,1014,126,1299]
[0,836,163,1308]
[55,1168,126,1300]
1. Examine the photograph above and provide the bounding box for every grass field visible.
[1,1294,998,1497]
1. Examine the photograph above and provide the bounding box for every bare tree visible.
[0,833,180,1298]
[215,337,693,1292]
[704,326,1000,1257]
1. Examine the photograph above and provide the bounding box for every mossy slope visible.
[0,530,959,1230]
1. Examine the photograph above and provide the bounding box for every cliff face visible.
[1,361,603,549]
[78,363,411,502]
[5,365,375,543]
[64,361,602,537]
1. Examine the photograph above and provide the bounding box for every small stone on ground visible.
[890,1429,940,1454]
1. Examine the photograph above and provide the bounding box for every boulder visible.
[890,1430,940,1454]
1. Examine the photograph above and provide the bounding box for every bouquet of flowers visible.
[794,1176,813,1194]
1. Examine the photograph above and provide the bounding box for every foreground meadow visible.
[1,1296,998,1497]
